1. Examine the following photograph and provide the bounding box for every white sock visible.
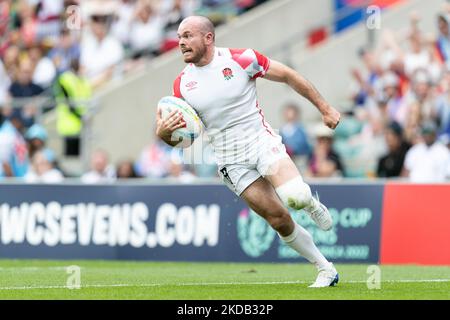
[280,223,331,270]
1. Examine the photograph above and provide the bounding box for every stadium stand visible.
[0,0,270,180]
[0,0,449,182]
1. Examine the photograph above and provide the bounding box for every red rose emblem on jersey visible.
[223,68,234,80]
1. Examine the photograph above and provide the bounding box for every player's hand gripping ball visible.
[157,96,202,148]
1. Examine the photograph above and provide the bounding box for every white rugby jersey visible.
[173,47,278,165]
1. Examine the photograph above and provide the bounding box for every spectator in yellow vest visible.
[53,59,92,157]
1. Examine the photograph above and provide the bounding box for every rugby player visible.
[156,16,341,287]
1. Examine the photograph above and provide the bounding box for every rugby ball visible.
[158,96,202,148]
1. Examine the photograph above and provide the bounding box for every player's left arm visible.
[264,59,341,129]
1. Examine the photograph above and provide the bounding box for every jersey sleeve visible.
[172,72,184,99]
[229,48,271,79]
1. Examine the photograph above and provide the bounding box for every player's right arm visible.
[156,108,185,147]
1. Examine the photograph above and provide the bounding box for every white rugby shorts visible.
[217,132,289,196]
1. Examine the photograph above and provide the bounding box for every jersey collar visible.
[194,47,219,69]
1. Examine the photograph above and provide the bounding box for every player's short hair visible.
[181,16,215,41]
[199,16,215,40]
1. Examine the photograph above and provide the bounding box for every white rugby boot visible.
[309,263,339,288]
[303,193,333,231]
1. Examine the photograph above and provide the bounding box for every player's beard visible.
[184,45,207,64]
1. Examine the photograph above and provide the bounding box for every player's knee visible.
[275,176,312,210]
[266,210,291,233]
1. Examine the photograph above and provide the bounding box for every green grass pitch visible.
[0,260,449,299]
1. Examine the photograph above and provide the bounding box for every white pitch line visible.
[0,279,448,291]
[347,279,450,283]
[0,267,68,271]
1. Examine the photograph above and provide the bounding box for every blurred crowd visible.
[0,122,218,183]
[2,1,450,183]
[0,0,267,181]
[0,114,218,182]
[280,10,450,183]
[0,0,269,99]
